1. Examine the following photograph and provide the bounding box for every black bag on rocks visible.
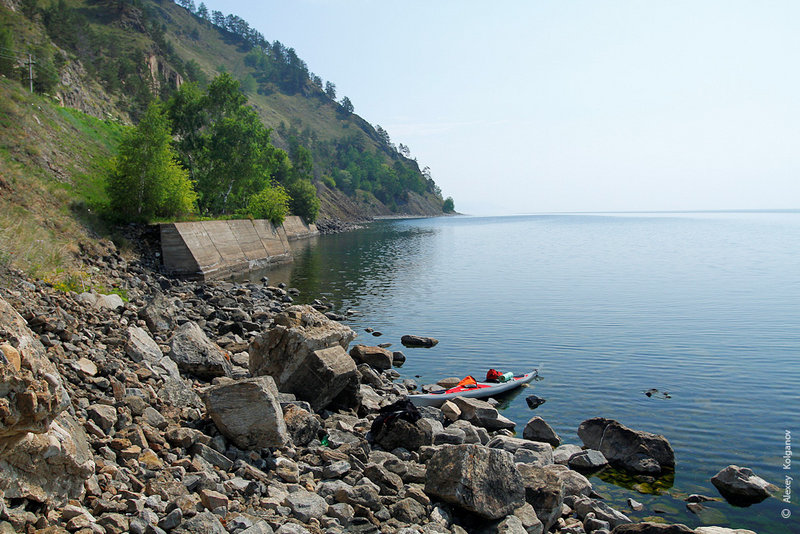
[368,398,421,441]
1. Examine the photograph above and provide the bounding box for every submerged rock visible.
[400,335,439,348]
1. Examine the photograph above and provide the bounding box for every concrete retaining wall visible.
[160,216,318,280]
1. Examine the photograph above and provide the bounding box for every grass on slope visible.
[0,78,124,278]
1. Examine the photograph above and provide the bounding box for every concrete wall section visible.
[282,216,319,240]
[160,216,311,280]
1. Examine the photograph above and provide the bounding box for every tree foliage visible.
[243,183,290,225]
[107,101,196,221]
[443,196,455,213]
[287,179,320,223]
[168,73,289,214]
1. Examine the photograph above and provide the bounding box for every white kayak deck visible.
[408,370,538,407]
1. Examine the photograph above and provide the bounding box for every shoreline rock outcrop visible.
[578,417,675,475]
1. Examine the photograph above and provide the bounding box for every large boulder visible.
[349,345,392,370]
[452,397,516,431]
[577,418,674,474]
[425,444,525,519]
[710,465,778,505]
[0,298,93,503]
[203,377,288,449]
[249,306,357,410]
[522,417,560,447]
[170,322,232,379]
[517,463,564,532]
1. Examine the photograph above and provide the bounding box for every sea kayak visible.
[408,370,538,407]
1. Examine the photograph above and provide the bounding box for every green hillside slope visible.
[1,0,447,222]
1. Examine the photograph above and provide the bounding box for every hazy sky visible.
[199,0,799,215]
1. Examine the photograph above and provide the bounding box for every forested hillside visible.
[0,0,450,236]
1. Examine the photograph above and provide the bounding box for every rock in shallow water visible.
[577,417,674,474]
[710,465,778,505]
[400,335,439,347]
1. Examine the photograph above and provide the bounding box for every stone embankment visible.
[0,243,765,534]
[160,216,318,280]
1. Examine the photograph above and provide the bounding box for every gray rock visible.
[553,444,583,465]
[452,397,516,431]
[493,515,527,534]
[392,351,407,365]
[363,463,403,495]
[323,460,351,478]
[171,511,227,534]
[517,463,564,532]
[424,444,525,520]
[142,407,167,430]
[577,418,674,474]
[373,418,433,451]
[513,503,544,534]
[568,449,608,470]
[390,497,427,524]
[487,435,553,467]
[94,293,125,311]
[349,345,393,370]
[192,442,233,470]
[283,491,328,522]
[544,464,592,498]
[694,527,757,534]
[203,376,288,449]
[275,524,311,534]
[585,516,611,532]
[400,335,439,347]
[158,508,183,530]
[249,306,357,410]
[327,503,354,526]
[522,417,560,447]
[170,322,232,379]
[239,520,276,534]
[140,292,176,333]
[87,404,118,432]
[610,523,694,533]
[126,326,163,363]
[569,496,632,529]
[283,404,320,447]
[710,465,779,504]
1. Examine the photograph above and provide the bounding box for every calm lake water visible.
[256,212,799,533]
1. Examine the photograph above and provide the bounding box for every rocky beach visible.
[0,238,773,534]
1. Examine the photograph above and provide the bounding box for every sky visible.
[199,0,800,215]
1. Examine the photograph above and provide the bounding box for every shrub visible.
[287,179,320,223]
[243,184,290,225]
